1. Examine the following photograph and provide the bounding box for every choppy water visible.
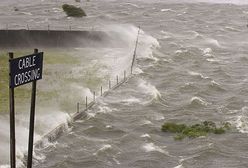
[1,0,248,168]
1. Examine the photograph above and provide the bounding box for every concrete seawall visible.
[0,30,113,48]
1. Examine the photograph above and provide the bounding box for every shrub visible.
[62,4,86,17]
[161,121,231,140]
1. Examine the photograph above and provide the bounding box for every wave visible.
[161,8,176,12]
[233,106,248,133]
[188,71,210,79]
[93,144,112,156]
[208,80,225,91]
[140,133,151,138]
[205,38,221,48]
[137,79,162,101]
[190,96,209,107]
[142,143,168,154]
[121,97,141,105]
[225,26,241,32]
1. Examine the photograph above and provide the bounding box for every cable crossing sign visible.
[9,52,43,88]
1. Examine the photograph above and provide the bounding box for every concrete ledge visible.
[0,30,112,48]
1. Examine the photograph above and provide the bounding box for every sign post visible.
[9,49,43,168]
[9,52,16,168]
[27,48,39,168]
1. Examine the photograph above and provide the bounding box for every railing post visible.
[124,70,126,81]
[101,86,103,96]
[85,96,88,109]
[77,102,79,113]
[116,75,119,85]
[93,91,96,101]
[109,80,111,89]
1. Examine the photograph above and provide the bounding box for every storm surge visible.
[0,24,158,167]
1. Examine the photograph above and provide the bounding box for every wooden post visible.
[116,75,119,85]
[27,49,38,168]
[9,52,16,168]
[101,86,103,96]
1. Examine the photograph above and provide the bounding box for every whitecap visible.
[211,80,220,86]
[188,71,209,79]
[97,106,113,113]
[20,12,32,15]
[142,143,167,154]
[174,164,184,168]
[93,144,112,155]
[233,106,248,133]
[138,79,161,100]
[124,3,139,8]
[190,97,209,106]
[161,8,175,12]
[121,97,141,105]
[202,48,212,55]
[207,58,220,62]
[142,120,152,125]
[113,157,121,165]
[206,38,221,47]
[133,67,144,74]
[140,133,151,138]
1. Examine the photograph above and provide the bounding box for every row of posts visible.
[2,24,92,31]
[76,70,127,113]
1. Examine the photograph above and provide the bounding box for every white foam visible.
[174,165,184,168]
[138,79,161,100]
[93,144,112,155]
[161,8,176,12]
[142,120,152,125]
[124,2,140,8]
[190,97,209,106]
[203,48,212,55]
[97,106,114,113]
[140,133,151,138]
[121,97,141,105]
[188,71,209,79]
[206,38,221,47]
[142,143,167,154]
[211,80,220,86]
[234,106,248,133]
[133,67,144,74]
[207,58,220,62]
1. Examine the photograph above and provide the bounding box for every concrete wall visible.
[0,30,112,48]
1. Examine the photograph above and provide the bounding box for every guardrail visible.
[35,70,130,148]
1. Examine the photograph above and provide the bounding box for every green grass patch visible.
[0,50,80,113]
[161,121,232,140]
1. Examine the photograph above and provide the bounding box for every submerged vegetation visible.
[161,121,231,140]
[62,4,86,17]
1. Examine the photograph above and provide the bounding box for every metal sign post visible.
[27,49,39,168]
[9,52,16,168]
[9,49,43,168]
